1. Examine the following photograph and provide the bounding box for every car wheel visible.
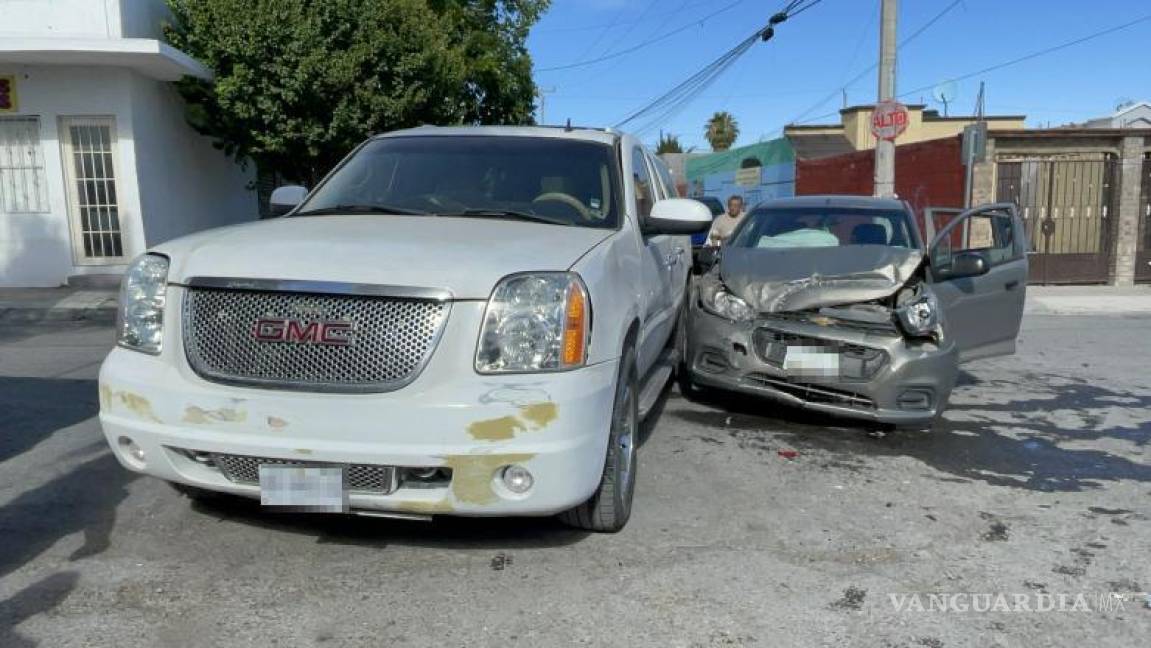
[673,294,706,398]
[559,346,639,533]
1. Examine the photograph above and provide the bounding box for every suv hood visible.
[157,215,613,299]
[719,245,924,313]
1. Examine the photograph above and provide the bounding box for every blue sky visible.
[527,0,1151,151]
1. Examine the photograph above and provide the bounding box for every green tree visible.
[656,132,683,154]
[164,0,549,183]
[704,111,739,152]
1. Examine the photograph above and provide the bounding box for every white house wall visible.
[128,73,255,247]
[116,0,173,40]
[0,0,122,38]
[0,65,145,287]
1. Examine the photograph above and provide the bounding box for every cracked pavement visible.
[1,313,1148,647]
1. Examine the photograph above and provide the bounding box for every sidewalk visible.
[1024,285,1151,316]
[0,287,118,323]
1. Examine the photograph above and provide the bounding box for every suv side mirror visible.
[939,251,989,280]
[270,185,308,217]
[643,198,713,235]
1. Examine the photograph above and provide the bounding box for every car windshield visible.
[296,135,620,229]
[728,206,918,250]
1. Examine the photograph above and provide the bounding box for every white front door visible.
[59,116,127,264]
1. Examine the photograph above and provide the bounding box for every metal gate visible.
[996,157,1117,284]
[1137,155,1151,283]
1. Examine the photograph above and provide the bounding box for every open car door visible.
[927,203,1028,363]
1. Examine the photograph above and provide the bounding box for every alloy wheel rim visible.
[617,380,637,494]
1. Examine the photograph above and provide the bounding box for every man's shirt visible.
[707,211,746,245]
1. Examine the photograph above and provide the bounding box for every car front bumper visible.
[98,302,618,517]
[685,303,958,425]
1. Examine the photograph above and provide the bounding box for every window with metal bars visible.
[62,117,124,259]
[0,116,50,213]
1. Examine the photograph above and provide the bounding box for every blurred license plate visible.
[783,345,840,377]
[259,465,347,512]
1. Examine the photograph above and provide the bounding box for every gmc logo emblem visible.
[253,319,355,346]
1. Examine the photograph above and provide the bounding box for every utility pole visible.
[873,0,898,197]
[536,86,555,125]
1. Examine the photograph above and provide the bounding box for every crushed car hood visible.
[719,245,924,313]
[156,215,613,299]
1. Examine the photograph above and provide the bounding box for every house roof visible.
[1109,101,1151,117]
[0,37,211,81]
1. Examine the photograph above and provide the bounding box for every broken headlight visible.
[700,284,754,322]
[118,253,169,354]
[895,287,939,337]
[476,272,590,373]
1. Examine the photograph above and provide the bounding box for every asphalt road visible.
[1,314,1148,647]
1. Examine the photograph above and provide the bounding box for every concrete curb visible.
[0,290,118,324]
[0,306,117,324]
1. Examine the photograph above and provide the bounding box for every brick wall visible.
[795,136,966,233]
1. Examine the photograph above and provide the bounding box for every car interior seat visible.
[851,223,889,245]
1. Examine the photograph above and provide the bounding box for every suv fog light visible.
[500,465,534,494]
[118,436,145,464]
[406,467,440,480]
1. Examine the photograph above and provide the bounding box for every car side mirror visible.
[643,198,713,235]
[694,245,720,274]
[270,185,308,217]
[939,251,989,280]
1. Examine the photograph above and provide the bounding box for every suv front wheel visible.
[559,346,638,532]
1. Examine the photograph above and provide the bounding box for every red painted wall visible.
[795,136,966,235]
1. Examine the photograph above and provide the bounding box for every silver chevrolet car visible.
[681,196,1028,426]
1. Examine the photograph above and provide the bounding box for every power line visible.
[614,29,763,130]
[589,0,662,65]
[785,0,826,19]
[614,0,826,136]
[533,0,720,34]
[787,10,1151,129]
[897,12,1151,100]
[535,0,750,73]
[782,0,963,131]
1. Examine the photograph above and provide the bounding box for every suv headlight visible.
[476,272,590,373]
[895,288,939,337]
[700,283,754,322]
[118,253,169,354]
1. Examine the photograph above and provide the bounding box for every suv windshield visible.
[729,207,918,250]
[297,136,620,229]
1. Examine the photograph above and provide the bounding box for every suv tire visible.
[560,346,639,532]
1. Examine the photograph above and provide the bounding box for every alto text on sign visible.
[871,100,908,141]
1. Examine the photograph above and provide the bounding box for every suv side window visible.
[631,146,654,218]
[652,157,678,198]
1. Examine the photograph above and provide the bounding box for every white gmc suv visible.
[99,126,711,532]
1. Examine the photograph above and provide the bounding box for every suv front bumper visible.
[99,341,618,517]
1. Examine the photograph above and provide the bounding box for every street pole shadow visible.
[0,572,80,648]
[0,377,100,465]
[0,446,135,646]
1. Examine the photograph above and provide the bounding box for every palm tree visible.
[704,112,739,151]
[656,132,683,154]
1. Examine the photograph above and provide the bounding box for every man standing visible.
[707,195,746,246]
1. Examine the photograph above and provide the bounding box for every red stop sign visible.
[871,100,908,141]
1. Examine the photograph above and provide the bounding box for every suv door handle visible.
[1005,280,1020,291]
